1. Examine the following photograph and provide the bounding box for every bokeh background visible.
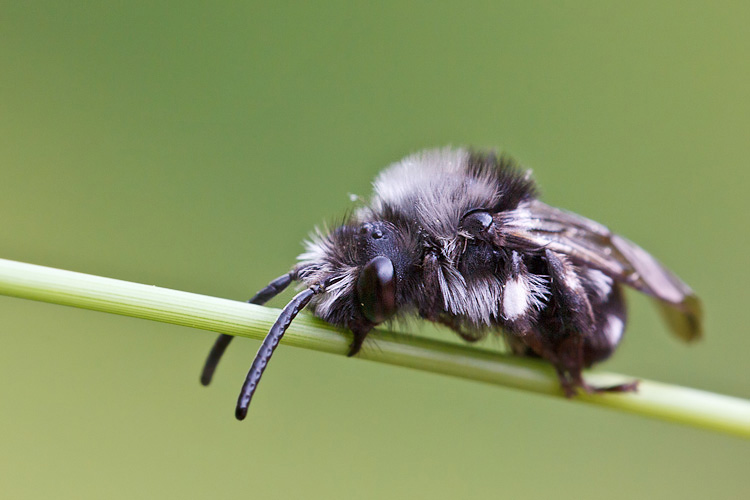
[1,2,748,499]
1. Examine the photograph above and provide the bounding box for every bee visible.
[200,148,702,420]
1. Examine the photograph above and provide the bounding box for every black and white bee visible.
[201,148,702,420]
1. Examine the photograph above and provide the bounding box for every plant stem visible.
[0,257,747,437]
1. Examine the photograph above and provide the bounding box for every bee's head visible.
[297,220,420,329]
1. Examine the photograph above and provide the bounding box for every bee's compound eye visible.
[356,256,397,324]
[460,210,494,236]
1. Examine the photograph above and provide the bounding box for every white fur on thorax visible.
[370,148,501,244]
[503,278,529,320]
[502,273,549,320]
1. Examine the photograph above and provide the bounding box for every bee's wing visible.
[497,200,702,341]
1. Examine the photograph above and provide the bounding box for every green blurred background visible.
[1,1,748,499]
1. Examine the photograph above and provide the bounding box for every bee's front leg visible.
[346,322,373,357]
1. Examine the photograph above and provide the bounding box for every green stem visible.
[0,257,747,437]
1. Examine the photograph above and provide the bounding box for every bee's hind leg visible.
[562,336,639,395]
[507,330,581,397]
[550,334,639,397]
[504,313,639,396]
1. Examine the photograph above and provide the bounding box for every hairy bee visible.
[201,148,702,420]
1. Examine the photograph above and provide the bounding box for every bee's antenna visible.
[235,280,329,420]
[200,271,296,386]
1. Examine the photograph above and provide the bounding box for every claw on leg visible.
[556,368,639,397]
[581,380,639,394]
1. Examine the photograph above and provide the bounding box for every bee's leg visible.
[555,334,588,397]
[507,326,585,397]
[505,334,537,357]
[200,271,295,386]
[347,331,367,357]
[544,250,595,337]
[347,322,373,357]
[557,336,638,396]
[570,354,639,394]
[511,328,638,396]
[437,315,487,343]
[554,367,577,398]
[503,251,634,396]
[509,329,579,396]
[541,250,601,396]
[500,251,574,391]
[582,380,640,394]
